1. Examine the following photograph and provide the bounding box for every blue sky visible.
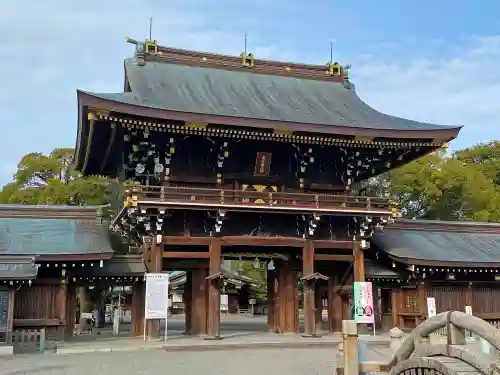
[1,0,500,186]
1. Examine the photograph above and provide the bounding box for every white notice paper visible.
[145,273,169,320]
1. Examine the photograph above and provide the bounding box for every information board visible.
[220,294,228,312]
[145,273,169,320]
[353,282,374,324]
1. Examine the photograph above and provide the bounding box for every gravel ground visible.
[1,348,338,375]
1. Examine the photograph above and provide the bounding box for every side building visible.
[73,37,461,338]
[370,219,500,330]
[0,204,145,348]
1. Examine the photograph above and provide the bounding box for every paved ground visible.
[54,314,390,354]
[0,346,391,375]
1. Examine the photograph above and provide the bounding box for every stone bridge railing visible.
[336,311,500,375]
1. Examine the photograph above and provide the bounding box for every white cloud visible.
[350,36,500,146]
[0,1,499,185]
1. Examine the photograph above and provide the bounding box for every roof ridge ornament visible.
[240,33,255,68]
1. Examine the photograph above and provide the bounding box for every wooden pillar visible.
[6,288,14,345]
[64,283,77,340]
[144,236,162,340]
[277,261,299,334]
[417,281,428,324]
[190,268,208,335]
[184,271,192,334]
[465,282,473,309]
[391,288,401,327]
[353,241,365,282]
[131,281,145,336]
[206,239,222,339]
[328,270,342,332]
[267,268,275,331]
[302,240,316,336]
[314,285,323,330]
[56,281,68,341]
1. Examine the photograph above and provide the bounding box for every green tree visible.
[386,145,500,221]
[236,261,267,301]
[0,148,112,205]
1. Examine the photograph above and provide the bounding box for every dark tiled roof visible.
[86,58,457,132]
[372,220,500,266]
[365,259,400,279]
[0,205,113,259]
[0,258,38,280]
[70,255,145,277]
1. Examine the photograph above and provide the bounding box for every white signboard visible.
[427,297,436,318]
[465,305,472,316]
[145,273,169,320]
[220,294,229,312]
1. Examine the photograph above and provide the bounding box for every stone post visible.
[389,327,404,353]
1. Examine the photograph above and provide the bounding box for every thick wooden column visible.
[184,271,192,334]
[328,270,342,332]
[144,236,163,340]
[267,267,275,331]
[391,288,402,327]
[353,241,365,282]
[417,281,428,324]
[190,268,208,335]
[206,239,222,339]
[315,286,323,330]
[6,288,14,345]
[277,261,299,334]
[64,283,77,340]
[131,281,145,336]
[56,281,68,341]
[302,240,316,337]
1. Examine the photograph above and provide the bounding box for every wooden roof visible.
[372,219,500,267]
[0,205,114,262]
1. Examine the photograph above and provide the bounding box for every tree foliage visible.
[369,142,500,221]
[0,148,112,206]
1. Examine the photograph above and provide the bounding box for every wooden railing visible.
[124,185,393,213]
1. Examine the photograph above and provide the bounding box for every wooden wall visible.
[382,282,500,330]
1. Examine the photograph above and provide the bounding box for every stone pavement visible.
[0,346,393,375]
[55,314,392,355]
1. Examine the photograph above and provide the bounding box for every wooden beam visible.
[221,236,305,247]
[163,252,209,259]
[315,254,354,261]
[313,240,354,249]
[162,236,211,246]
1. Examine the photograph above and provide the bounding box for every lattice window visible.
[403,290,418,313]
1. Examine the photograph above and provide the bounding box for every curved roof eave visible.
[77,90,462,141]
[387,253,500,268]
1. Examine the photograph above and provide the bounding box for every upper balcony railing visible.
[124,185,396,216]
